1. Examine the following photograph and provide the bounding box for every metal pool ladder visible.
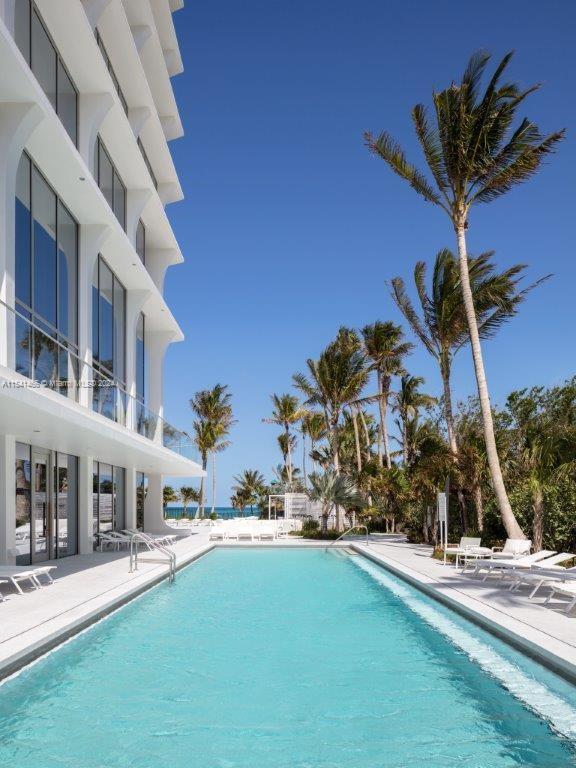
[129,533,176,582]
[326,525,370,552]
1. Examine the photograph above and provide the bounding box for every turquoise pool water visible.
[1,549,576,767]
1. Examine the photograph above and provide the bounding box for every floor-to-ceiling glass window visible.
[15,154,79,397]
[135,220,146,265]
[15,443,32,565]
[135,312,153,437]
[92,255,126,424]
[15,444,78,563]
[93,461,127,548]
[136,472,148,530]
[93,138,126,231]
[12,1,78,144]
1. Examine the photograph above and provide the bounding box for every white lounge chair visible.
[209,529,227,541]
[237,530,254,542]
[258,529,276,541]
[508,554,576,598]
[467,550,556,581]
[0,565,56,593]
[490,538,532,559]
[543,581,576,613]
[97,532,123,551]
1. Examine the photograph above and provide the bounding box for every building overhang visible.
[0,368,203,477]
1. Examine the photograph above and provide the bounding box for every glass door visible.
[32,450,53,562]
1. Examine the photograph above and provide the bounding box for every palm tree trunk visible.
[302,432,308,489]
[330,416,344,531]
[441,367,468,532]
[376,371,384,466]
[381,375,392,469]
[472,482,484,532]
[358,409,371,462]
[532,481,544,551]
[351,407,362,473]
[285,425,293,485]
[197,455,207,518]
[456,224,524,539]
[211,451,216,516]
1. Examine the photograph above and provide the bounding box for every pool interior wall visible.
[1,547,576,768]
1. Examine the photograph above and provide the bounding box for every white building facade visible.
[0,0,202,565]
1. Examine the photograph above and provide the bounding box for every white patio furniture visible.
[490,538,532,560]
[508,554,576,598]
[466,550,557,581]
[0,565,56,594]
[443,537,482,566]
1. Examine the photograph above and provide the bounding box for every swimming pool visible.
[1,548,575,767]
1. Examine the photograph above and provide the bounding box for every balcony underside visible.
[0,366,203,476]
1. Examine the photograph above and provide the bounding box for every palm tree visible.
[365,51,564,538]
[191,419,213,517]
[294,329,369,529]
[190,384,235,517]
[391,250,547,463]
[232,469,266,516]
[301,412,327,476]
[393,375,436,465]
[308,471,366,535]
[263,394,305,485]
[361,322,413,469]
[162,485,179,514]
[179,486,199,519]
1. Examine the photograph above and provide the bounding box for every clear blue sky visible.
[163,0,575,504]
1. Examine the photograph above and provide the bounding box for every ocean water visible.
[165,506,256,520]
[0,549,576,767]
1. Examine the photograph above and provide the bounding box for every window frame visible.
[93,137,127,232]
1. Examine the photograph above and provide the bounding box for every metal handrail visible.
[129,532,176,582]
[326,524,370,551]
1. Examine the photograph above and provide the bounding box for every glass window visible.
[136,220,145,264]
[31,10,56,110]
[55,454,78,557]
[92,464,99,545]
[14,0,31,65]
[98,142,113,210]
[15,443,32,565]
[113,277,125,382]
[32,167,57,328]
[136,472,147,530]
[98,260,113,373]
[57,201,77,344]
[98,464,113,534]
[113,467,125,531]
[15,154,31,308]
[113,171,126,231]
[57,60,77,145]
[92,259,99,361]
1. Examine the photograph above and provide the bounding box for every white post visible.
[0,434,16,565]
[78,455,94,555]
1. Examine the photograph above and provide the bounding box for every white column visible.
[124,466,137,530]
[126,189,152,251]
[80,0,114,31]
[146,331,173,444]
[78,455,94,555]
[0,103,44,368]
[144,248,179,294]
[0,434,16,565]
[78,93,113,173]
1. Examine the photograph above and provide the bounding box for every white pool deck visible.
[1,531,575,683]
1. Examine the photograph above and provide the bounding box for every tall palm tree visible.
[294,329,369,529]
[393,375,436,465]
[365,51,564,538]
[263,394,305,485]
[361,322,413,469]
[391,250,547,462]
[308,471,366,535]
[191,419,213,517]
[191,384,235,517]
[179,486,200,519]
[232,469,266,516]
[301,412,326,476]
